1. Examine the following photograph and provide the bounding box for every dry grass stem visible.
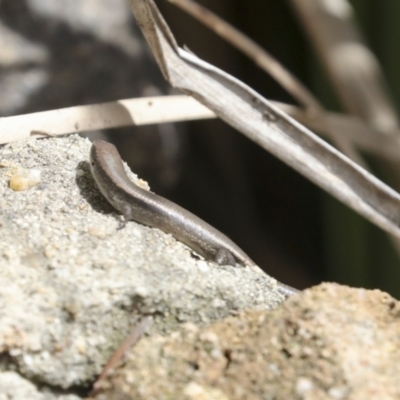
[168,0,322,114]
[126,0,400,241]
[167,0,367,168]
[0,95,214,144]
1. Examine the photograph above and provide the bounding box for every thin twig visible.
[167,0,322,115]
[166,0,367,168]
[288,0,399,133]
[0,95,214,144]
[127,0,400,241]
[89,316,153,398]
[2,94,400,161]
[276,102,400,162]
[289,0,400,255]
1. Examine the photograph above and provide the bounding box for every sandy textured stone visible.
[94,284,400,400]
[0,371,80,400]
[0,135,283,394]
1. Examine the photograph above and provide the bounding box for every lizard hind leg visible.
[214,248,237,267]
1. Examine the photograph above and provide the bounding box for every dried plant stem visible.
[0,95,214,144]
[167,0,366,168]
[168,0,321,114]
[89,316,153,398]
[126,0,400,241]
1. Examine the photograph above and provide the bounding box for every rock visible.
[93,283,400,400]
[0,135,284,397]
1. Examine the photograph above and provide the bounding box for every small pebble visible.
[9,168,41,191]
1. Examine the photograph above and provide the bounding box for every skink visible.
[89,139,299,298]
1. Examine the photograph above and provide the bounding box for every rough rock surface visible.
[0,135,284,398]
[93,283,400,400]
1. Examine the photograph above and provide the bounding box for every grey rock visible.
[0,135,284,394]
